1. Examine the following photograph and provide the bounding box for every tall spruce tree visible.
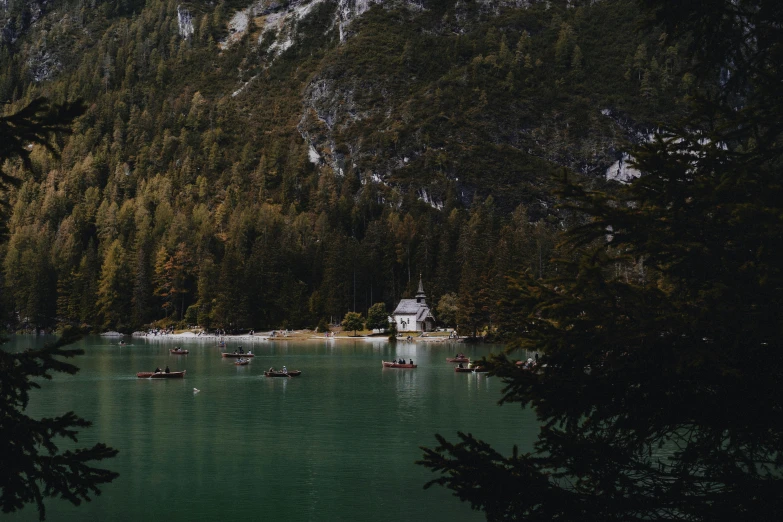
[96,239,130,329]
[419,1,783,520]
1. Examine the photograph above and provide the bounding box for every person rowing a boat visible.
[154,367,161,373]
[165,365,170,373]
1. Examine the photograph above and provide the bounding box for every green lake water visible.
[5,335,539,521]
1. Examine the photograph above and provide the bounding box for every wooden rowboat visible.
[382,361,417,368]
[446,357,470,363]
[264,370,301,377]
[136,371,186,378]
[454,365,489,373]
[170,349,189,354]
[221,353,255,358]
[235,359,250,366]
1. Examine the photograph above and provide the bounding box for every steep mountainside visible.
[0,0,691,332]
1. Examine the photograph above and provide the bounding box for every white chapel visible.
[389,277,436,332]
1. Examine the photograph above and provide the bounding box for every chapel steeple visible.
[416,275,426,304]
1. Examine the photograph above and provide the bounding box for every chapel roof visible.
[392,299,423,315]
[415,307,434,322]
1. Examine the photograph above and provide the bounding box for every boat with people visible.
[235,358,250,366]
[382,361,417,369]
[516,355,539,369]
[454,366,488,373]
[170,348,189,355]
[221,352,255,358]
[264,368,301,377]
[446,355,470,363]
[136,370,186,378]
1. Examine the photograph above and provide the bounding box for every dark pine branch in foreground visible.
[0,327,119,520]
[0,97,85,190]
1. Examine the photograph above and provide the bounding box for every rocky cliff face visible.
[283,0,660,209]
[218,0,421,51]
[1,0,48,44]
[177,5,195,38]
[2,0,678,212]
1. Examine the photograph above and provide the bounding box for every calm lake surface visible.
[6,335,538,521]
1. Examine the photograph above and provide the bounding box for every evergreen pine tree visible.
[514,31,530,65]
[554,23,574,69]
[570,44,583,74]
[96,239,129,329]
[640,68,657,98]
[632,42,647,81]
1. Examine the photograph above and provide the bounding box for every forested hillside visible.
[0,0,690,332]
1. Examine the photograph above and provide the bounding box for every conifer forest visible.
[1,0,689,334]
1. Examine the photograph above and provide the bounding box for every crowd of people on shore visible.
[144,326,176,336]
